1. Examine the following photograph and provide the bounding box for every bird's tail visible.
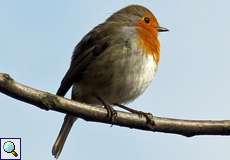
[52,114,77,159]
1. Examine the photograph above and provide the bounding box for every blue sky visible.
[1,0,230,159]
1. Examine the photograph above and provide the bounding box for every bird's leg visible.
[96,96,117,124]
[113,103,155,129]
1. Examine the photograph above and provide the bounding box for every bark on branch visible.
[0,72,230,137]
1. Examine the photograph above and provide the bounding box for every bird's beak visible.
[156,26,169,32]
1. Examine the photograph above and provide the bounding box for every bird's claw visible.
[113,103,155,130]
[135,111,155,127]
[104,104,117,125]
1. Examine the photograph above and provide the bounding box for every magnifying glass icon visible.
[3,141,18,157]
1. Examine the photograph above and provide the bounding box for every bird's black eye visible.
[144,17,150,24]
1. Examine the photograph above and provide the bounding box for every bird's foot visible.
[113,103,155,130]
[96,96,117,124]
[134,111,155,130]
[104,103,117,125]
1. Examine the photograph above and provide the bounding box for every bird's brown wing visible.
[56,24,110,96]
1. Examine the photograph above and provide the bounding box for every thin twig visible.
[0,73,230,137]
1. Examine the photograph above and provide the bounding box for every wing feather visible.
[56,24,110,96]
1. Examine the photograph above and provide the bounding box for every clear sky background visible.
[0,0,230,160]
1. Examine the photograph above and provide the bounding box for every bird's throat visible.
[136,26,160,64]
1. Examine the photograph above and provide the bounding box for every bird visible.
[52,4,168,158]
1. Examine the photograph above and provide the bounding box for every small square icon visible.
[0,138,21,160]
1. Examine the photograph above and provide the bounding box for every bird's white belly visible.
[73,50,158,104]
[108,54,157,103]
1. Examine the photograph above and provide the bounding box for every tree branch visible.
[0,72,230,137]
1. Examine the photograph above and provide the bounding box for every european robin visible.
[52,4,168,158]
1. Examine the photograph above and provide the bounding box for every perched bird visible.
[52,4,168,158]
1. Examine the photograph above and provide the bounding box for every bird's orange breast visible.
[136,22,160,64]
